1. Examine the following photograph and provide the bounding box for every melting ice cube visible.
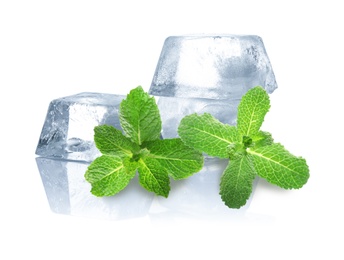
[36,92,125,162]
[149,35,277,138]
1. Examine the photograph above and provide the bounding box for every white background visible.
[1,0,343,259]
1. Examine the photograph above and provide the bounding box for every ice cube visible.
[36,157,154,220]
[149,35,277,99]
[150,35,277,138]
[36,92,125,162]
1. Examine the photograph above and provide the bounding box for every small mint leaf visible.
[130,148,150,163]
[137,157,170,197]
[144,138,204,180]
[94,125,139,158]
[237,86,270,137]
[85,155,136,197]
[178,113,240,158]
[248,143,309,189]
[119,86,161,145]
[251,131,274,147]
[242,136,253,148]
[227,142,246,160]
[123,156,139,173]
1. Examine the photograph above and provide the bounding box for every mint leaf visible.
[248,143,309,189]
[227,142,245,159]
[237,86,270,137]
[94,125,140,158]
[220,154,256,209]
[251,131,274,147]
[85,155,136,196]
[144,138,204,180]
[86,86,204,198]
[178,113,240,158]
[138,157,170,197]
[119,86,161,145]
[177,86,310,209]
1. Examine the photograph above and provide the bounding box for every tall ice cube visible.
[36,92,125,162]
[149,35,277,138]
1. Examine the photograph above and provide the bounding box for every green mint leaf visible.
[119,86,161,145]
[220,154,256,209]
[237,86,270,137]
[144,138,204,180]
[137,157,170,197]
[85,155,136,197]
[248,143,309,189]
[86,86,204,198]
[178,113,240,158]
[94,125,140,158]
[227,142,245,159]
[252,131,274,147]
[123,155,140,173]
[242,135,253,148]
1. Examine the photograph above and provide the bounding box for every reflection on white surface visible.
[154,158,257,215]
[36,157,259,221]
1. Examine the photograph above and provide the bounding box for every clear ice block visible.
[149,35,278,138]
[150,35,277,99]
[36,92,125,162]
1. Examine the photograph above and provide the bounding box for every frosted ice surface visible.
[149,35,277,99]
[150,35,277,138]
[36,157,154,220]
[36,92,125,162]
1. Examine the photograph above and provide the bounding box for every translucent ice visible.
[150,35,277,138]
[36,92,125,162]
[150,35,277,99]
[36,157,154,220]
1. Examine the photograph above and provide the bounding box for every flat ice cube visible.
[36,157,154,220]
[149,35,277,100]
[36,92,125,162]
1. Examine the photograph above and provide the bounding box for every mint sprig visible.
[178,86,310,208]
[85,86,204,197]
